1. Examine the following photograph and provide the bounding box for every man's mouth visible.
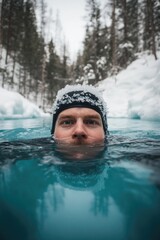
[72,139,87,145]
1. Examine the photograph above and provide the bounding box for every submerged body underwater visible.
[0,117,160,240]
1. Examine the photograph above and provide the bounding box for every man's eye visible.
[60,120,74,126]
[85,119,99,125]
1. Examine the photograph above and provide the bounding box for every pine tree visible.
[143,0,157,59]
[45,39,63,105]
[82,0,103,84]
[11,0,25,88]
[1,0,14,86]
[83,25,92,65]
[61,43,68,79]
[71,51,84,83]
[20,0,40,96]
[154,0,160,52]
[116,0,138,68]
[109,0,118,74]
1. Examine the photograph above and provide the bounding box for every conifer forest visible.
[0,0,160,110]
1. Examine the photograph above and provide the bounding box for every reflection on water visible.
[0,136,160,240]
[0,117,51,142]
[0,117,160,240]
[0,117,51,130]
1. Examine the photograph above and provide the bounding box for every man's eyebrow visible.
[58,115,74,119]
[84,115,101,119]
[58,114,101,119]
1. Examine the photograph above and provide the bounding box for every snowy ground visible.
[0,87,48,119]
[98,52,160,121]
[0,51,160,121]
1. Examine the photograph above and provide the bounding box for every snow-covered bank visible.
[0,87,48,119]
[0,52,160,121]
[98,52,160,121]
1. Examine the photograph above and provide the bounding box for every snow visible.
[0,51,160,121]
[0,87,48,119]
[53,84,107,112]
[97,52,160,121]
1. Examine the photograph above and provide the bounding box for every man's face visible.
[54,107,105,145]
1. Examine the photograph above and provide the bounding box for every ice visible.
[0,87,48,119]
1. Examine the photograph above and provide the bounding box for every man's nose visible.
[72,120,87,139]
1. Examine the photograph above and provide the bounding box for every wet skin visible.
[54,107,105,145]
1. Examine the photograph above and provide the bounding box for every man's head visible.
[51,84,108,145]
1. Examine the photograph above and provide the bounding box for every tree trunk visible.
[11,51,17,88]
[148,0,157,60]
[110,0,117,71]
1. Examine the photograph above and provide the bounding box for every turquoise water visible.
[0,117,160,240]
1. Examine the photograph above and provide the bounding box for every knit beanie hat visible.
[51,84,108,137]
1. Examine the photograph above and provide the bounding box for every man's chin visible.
[54,141,105,161]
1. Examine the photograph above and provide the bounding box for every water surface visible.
[0,117,160,240]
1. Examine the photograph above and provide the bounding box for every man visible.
[51,84,108,145]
